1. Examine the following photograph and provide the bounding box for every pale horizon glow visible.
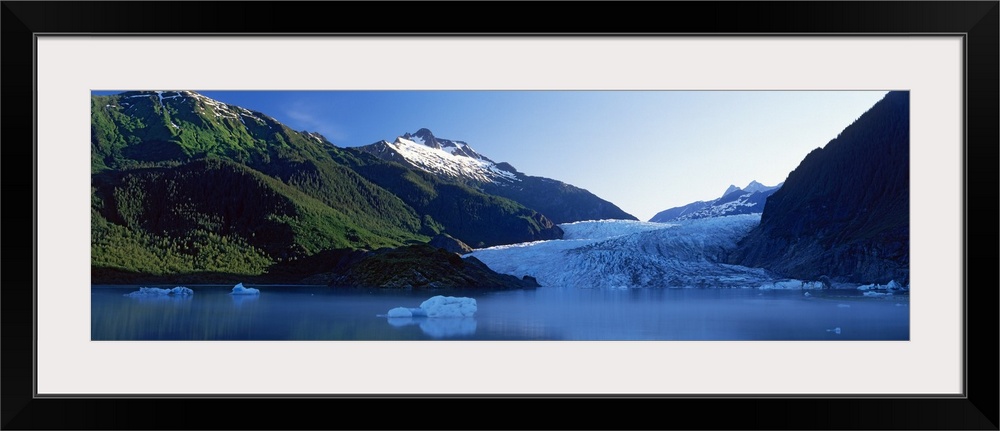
[93,90,890,221]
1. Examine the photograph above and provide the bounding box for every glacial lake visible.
[92,285,908,341]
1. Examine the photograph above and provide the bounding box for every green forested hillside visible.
[92,91,429,281]
[91,91,562,283]
[328,147,563,248]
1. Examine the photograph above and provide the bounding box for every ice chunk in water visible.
[125,286,193,297]
[230,283,260,295]
[386,296,477,318]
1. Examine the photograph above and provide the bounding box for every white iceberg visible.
[387,307,427,318]
[775,280,803,289]
[386,296,477,318]
[419,295,477,317]
[230,283,260,295]
[857,280,907,291]
[385,296,478,338]
[387,307,414,318]
[863,291,893,297]
[758,279,822,290]
[124,286,193,297]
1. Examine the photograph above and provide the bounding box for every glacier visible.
[469,214,804,289]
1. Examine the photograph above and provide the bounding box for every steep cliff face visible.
[728,91,909,284]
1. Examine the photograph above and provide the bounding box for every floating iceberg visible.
[862,291,893,297]
[757,279,824,290]
[857,280,907,291]
[419,295,477,317]
[124,286,193,297]
[386,295,477,318]
[385,296,478,338]
[387,307,426,318]
[230,283,260,295]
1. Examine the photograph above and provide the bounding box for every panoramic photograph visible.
[90,90,909,341]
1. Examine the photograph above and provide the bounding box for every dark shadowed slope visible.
[728,91,909,284]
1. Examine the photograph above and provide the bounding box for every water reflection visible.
[93,286,909,341]
[124,295,193,303]
[386,316,478,338]
[230,294,260,307]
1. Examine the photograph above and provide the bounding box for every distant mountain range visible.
[728,91,909,285]
[90,91,620,283]
[357,128,637,224]
[649,181,782,223]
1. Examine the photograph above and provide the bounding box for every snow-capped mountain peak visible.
[722,180,782,199]
[110,90,278,129]
[400,128,492,162]
[743,180,780,194]
[355,128,638,223]
[366,129,517,184]
[721,184,742,198]
[650,180,784,223]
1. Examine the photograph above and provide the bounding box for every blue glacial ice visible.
[469,215,779,289]
[386,295,477,318]
[385,296,478,338]
[124,286,194,297]
[230,283,260,295]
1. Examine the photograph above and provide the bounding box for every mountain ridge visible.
[358,129,638,223]
[91,91,566,283]
[728,91,909,284]
[649,181,782,223]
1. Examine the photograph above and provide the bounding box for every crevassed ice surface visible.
[469,214,777,289]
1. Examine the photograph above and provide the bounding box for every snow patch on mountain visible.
[378,133,519,184]
[721,185,742,198]
[469,214,780,289]
[744,180,781,194]
[650,181,782,223]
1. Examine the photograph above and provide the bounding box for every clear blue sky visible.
[94,90,890,221]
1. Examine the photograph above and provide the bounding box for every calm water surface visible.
[92,285,909,341]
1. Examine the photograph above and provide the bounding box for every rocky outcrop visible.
[428,233,474,254]
[321,244,541,289]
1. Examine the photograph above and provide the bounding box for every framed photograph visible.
[5,2,996,429]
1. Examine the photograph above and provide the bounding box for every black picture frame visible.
[3,2,997,429]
